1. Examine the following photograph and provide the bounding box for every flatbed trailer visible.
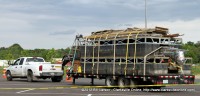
[63,27,195,88]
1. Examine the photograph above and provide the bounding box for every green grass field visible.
[192,65,200,75]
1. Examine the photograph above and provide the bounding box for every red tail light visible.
[39,65,43,71]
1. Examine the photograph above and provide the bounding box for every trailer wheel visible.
[105,77,117,86]
[118,77,130,88]
[130,79,137,88]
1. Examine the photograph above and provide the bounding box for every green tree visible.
[20,50,28,57]
[0,44,70,62]
[5,52,14,65]
[182,41,200,63]
[45,48,56,62]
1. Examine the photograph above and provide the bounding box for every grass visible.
[192,64,200,75]
[0,67,3,74]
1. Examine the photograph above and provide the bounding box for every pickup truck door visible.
[10,58,20,76]
[15,58,24,76]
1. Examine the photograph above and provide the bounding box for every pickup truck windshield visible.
[26,58,44,62]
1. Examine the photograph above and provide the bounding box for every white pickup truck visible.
[6,57,63,82]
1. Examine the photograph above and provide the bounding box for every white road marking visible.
[16,89,35,94]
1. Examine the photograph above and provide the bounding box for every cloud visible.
[49,29,76,36]
[128,18,200,43]
[0,0,200,49]
[0,18,32,32]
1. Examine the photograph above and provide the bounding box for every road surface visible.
[0,76,200,96]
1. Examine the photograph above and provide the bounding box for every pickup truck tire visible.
[6,71,13,81]
[27,70,33,82]
[51,76,62,82]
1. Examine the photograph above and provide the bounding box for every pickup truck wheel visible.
[27,71,33,82]
[6,71,13,81]
[51,76,62,82]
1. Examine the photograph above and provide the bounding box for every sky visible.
[0,0,200,49]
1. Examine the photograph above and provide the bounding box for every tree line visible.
[182,41,200,64]
[0,43,70,62]
[0,41,200,64]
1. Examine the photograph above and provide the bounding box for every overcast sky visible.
[0,0,200,49]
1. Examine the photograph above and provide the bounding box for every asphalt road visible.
[0,75,200,96]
